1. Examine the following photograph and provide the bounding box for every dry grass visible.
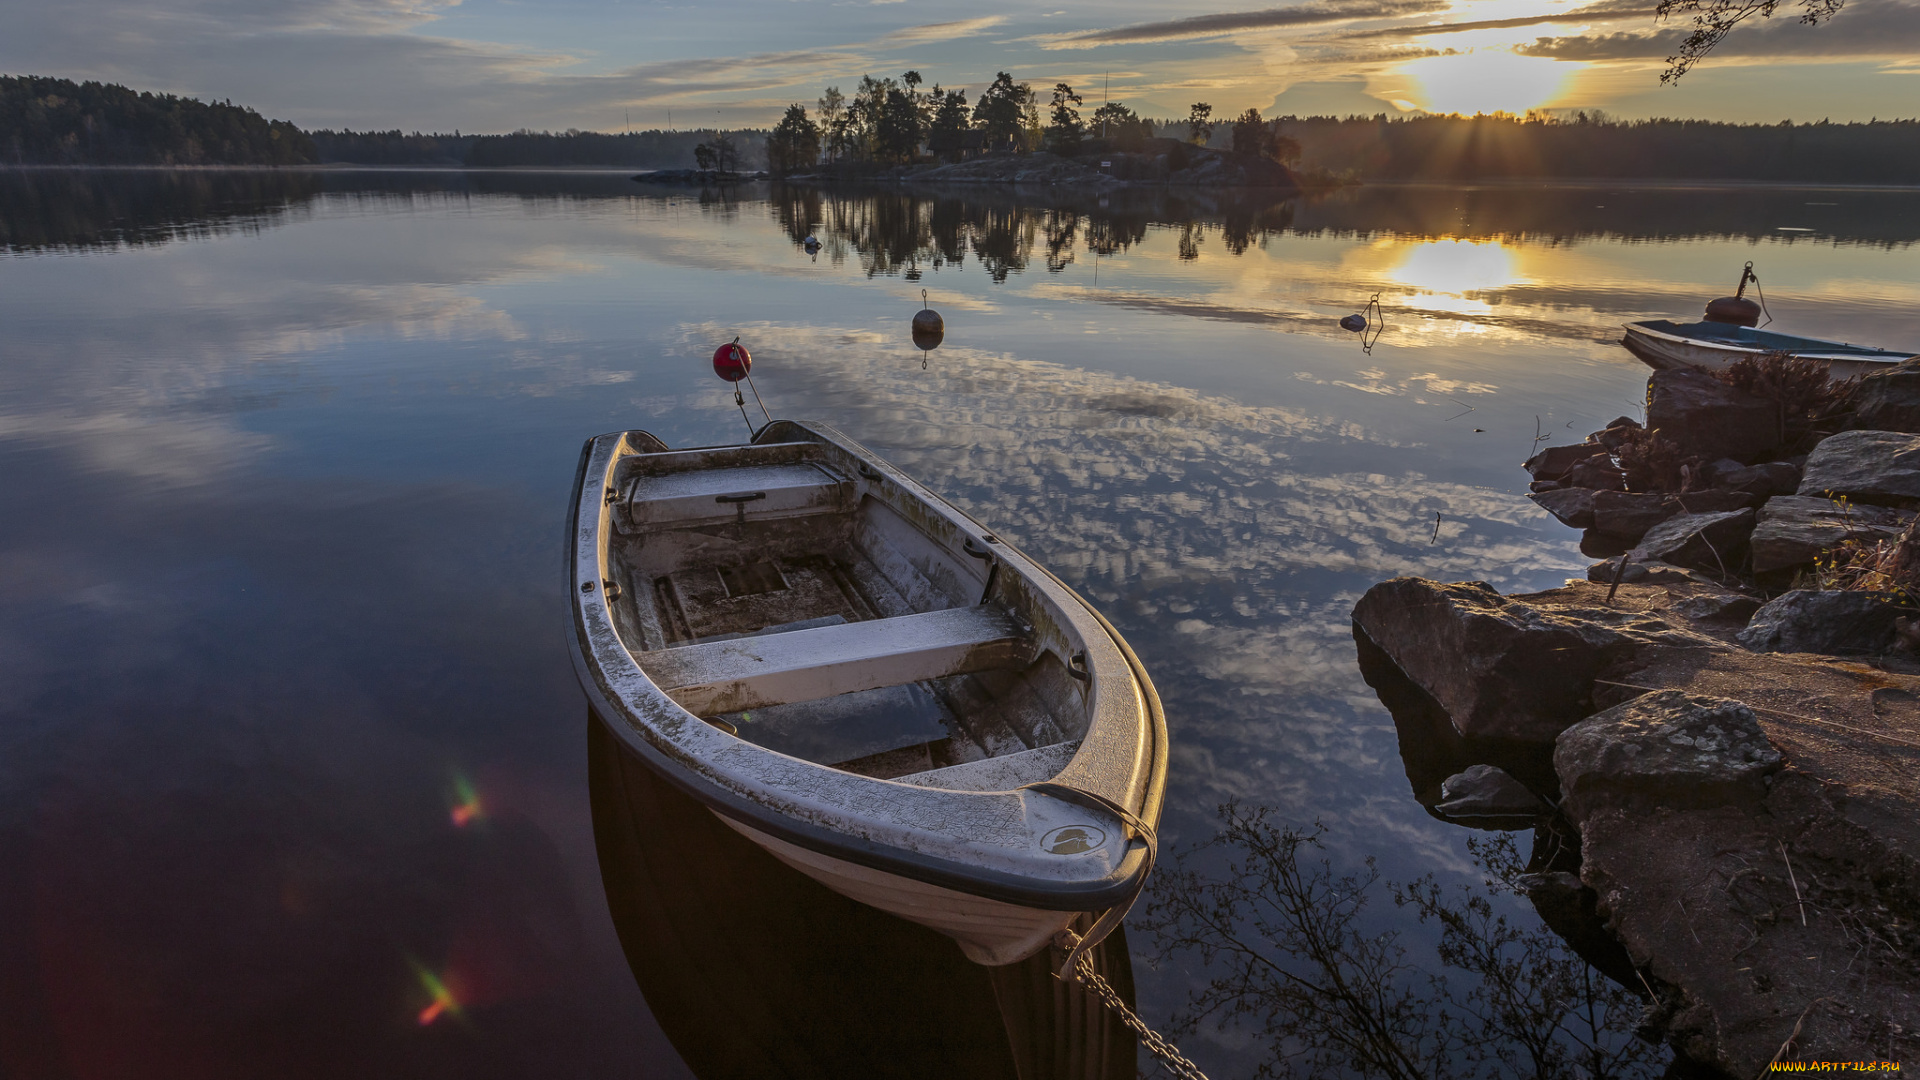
[1814,509,1920,599]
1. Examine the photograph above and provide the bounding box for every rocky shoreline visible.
[1353,356,1920,1074]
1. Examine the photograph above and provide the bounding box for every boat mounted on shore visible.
[568,419,1167,967]
[1622,261,1918,379]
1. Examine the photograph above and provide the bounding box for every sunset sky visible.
[3,0,1916,131]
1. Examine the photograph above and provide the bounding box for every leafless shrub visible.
[1138,803,1662,1080]
[1613,428,1695,493]
[1712,352,1857,450]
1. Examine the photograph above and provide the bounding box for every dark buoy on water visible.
[912,289,944,362]
[1703,261,1766,327]
[712,336,771,436]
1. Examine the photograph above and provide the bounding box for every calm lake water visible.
[4,167,1919,1078]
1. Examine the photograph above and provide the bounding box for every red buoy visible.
[712,339,751,382]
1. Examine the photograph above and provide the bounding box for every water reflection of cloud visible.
[0,411,275,488]
[665,320,1584,845]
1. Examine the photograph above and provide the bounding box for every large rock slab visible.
[1530,486,1595,529]
[1664,489,1761,513]
[1797,429,1920,505]
[1629,508,1755,575]
[1524,442,1607,481]
[1712,460,1801,498]
[1555,691,1781,819]
[1646,368,1781,463]
[1588,490,1676,541]
[1553,687,1920,1074]
[1563,455,1627,491]
[1737,589,1909,655]
[1351,578,1631,744]
[1849,358,1920,434]
[1750,494,1914,573]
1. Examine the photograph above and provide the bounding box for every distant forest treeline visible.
[1278,114,1920,184]
[1,75,315,166]
[308,128,770,169]
[4,72,1919,183]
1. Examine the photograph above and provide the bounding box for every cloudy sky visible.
[3,0,1915,131]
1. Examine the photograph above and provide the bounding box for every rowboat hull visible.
[723,818,1078,965]
[570,420,1167,966]
[1622,319,1917,381]
[586,714,1140,1077]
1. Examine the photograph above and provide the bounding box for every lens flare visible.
[448,774,483,828]
[415,966,462,1026]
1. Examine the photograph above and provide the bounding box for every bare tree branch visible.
[1655,0,1845,82]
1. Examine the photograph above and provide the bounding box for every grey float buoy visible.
[912,288,944,352]
[1341,292,1385,355]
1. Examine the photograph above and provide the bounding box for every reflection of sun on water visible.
[1398,50,1571,116]
[1393,239,1523,295]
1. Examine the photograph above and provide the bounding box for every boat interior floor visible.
[608,462,1087,792]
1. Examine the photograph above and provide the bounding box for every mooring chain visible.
[1065,951,1213,1080]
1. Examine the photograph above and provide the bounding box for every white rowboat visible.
[569,420,1167,966]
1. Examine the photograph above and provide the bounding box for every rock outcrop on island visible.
[1527,354,1920,580]
[1363,353,1920,1073]
[1354,576,1920,1076]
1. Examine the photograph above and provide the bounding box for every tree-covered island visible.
[734,71,1311,190]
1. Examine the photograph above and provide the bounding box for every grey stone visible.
[1564,455,1627,491]
[1434,764,1549,820]
[1797,430,1920,505]
[1525,442,1608,481]
[1737,589,1910,655]
[1584,557,1695,584]
[1586,557,1649,583]
[1646,369,1782,463]
[1554,690,1783,820]
[1590,490,1678,541]
[1630,508,1756,574]
[1352,578,1629,744]
[1672,593,1762,624]
[1749,494,1914,574]
[1712,461,1801,499]
[1594,417,1643,451]
[1848,358,1920,434]
[1531,486,1596,529]
[1666,489,1761,514]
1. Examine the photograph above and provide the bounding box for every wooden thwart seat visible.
[896,741,1081,792]
[637,606,1029,716]
[622,462,854,529]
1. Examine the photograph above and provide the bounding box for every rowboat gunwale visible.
[568,420,1169,914]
